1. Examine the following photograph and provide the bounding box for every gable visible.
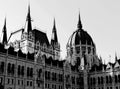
[114,61,120,68]
[106,63,111,69]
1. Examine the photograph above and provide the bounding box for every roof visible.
[67,29,95,47]
[32,29,50,46]
[8,29,24,43]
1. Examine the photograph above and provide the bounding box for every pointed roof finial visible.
[27,4,31,21]
[24,4,32,33]
[51,18,58,45]
[77,11,82,29]
[53,18,56,31]
[2,17,7,45]
[115,52,118,61]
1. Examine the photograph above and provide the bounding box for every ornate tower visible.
[1,18,7,45]
[50,19,60,60]
[20,5,34,53]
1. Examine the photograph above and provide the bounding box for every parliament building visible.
[0,6,120,89]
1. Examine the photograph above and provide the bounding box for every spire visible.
[2,17,7,45]
[51,18,58,45]
[77,12,82,29]
[24,5,32,33]
[115,52,118,62]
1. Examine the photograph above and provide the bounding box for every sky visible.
[0,0,120,63]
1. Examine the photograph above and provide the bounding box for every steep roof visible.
[32,29,49,46]
[8,29,24,43]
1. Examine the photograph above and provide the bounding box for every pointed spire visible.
[24,4,32,33]
[53,18,56,31]
[77,12,82,29]
[51,18,58,45]
[115,52,118,62]
[2,17,7,45]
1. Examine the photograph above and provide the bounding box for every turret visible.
[51,19,58,45]
[24,5,32,33]
[50,19,60,60]
[20,5,34,54]
[2,18,7,45]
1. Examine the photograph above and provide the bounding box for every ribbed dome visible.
[67,29,95,47]
[67,13,95,47]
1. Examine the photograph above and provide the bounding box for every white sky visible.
[0,0,120,63]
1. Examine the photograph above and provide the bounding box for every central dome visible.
[67,28,95,47]
[66,13,97,68]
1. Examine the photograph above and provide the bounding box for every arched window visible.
[76,57,80,66]
[21,66,24,76]
[115,75,118,83]
[109,76,112,83]
[118,75,120,83]
[106,76,108,84]
[11,64,15,75]
[30,68,33,77]
[1,62,4,73]
[48,71,50,80]
[93,77,96,85]
[52,72,55,81]
[98,77,100,85]
[101,77,103,84]
[36,41,40,50]
[90,78,92,85]
[18,65,21,76]
[72,76,75,84]
[38,69,42,78]
[75,46,80,54]
[27,67,29,77]
[7,63,11,74]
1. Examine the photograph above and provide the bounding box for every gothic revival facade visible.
[0,6,120,89]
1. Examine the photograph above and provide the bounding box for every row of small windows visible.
[45,83,63,89]
[45,71,82,85]
[7,63,33,78]
[75,46,92,54]
[21,32,34,41]
[89,75,120,86]
[89,87,120,89]
[45,71,63,82]
[69,46,95,55]
[7,78,14,85]
[71,76,83,85]
[7,78,32,87]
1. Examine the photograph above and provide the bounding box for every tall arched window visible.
[1,62,4,73]
[21,66,24,76]
[7,63,11,74]
[106,76,108,84]
[18,65,21,76]
[98,77,100,85]
[90,78,92,85]
[118,75,120,83]
[93,77,96,85]
[27,67,29,77]
[11,64,15,75]
[109,76,112,83]
[30,68,33,77]
[115,75,118,83]
[101,77,103,84]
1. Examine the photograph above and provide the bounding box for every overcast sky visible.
[0,0,120,63]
